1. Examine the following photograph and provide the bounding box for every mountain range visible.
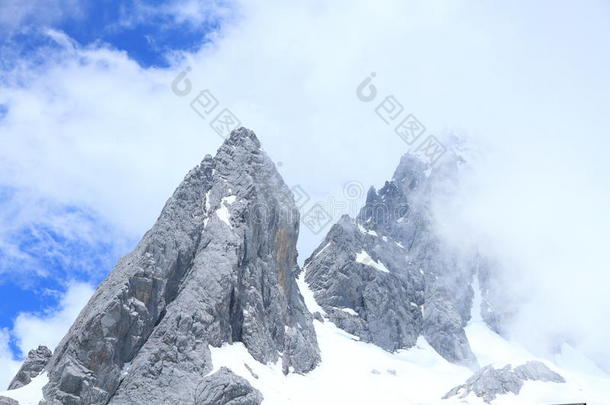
[0,128,606,405]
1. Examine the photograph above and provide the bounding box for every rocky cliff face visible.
[39,128,320,405]
[8,346,52,390]
[304,153,479,367]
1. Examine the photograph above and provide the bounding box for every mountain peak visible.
[222,127,261,151]
[36,128,319,405]
[306,150,478,368]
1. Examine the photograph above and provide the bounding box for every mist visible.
[0,0,608,378]
[431,132,610,373]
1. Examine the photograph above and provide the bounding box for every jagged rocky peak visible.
[36,127,319,405]
[7,346,52,390]
[305,151,478,367]
[443,361,565,402]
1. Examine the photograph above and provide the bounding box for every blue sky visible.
[0,0,230,362]
[0,185,133,354]
[1,0,228,69]
[49,1,223,68]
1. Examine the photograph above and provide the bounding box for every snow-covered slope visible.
[204,273,610,404]
[208,271,470,404]
[3,286,608,405]
[0,373,47,405]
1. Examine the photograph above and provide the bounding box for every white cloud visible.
[0,186,133,282]
[12,281,94,357]
[0,0,609,376]
[432,137,610,370]
[0,329,21,390]
[148,0,232,27]
[111,0,233,34]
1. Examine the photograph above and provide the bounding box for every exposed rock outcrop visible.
[7,345,51,390]
[0,396,18,405]
[443,361,565,402]
[304,153,478,367]
[513,361,566,383]
[192,367,263,405]
[37,128,319,405]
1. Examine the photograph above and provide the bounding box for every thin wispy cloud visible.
[0,186,133,285]
[0,0,84,33]
[0,281,94,389]
[0,329,20,390]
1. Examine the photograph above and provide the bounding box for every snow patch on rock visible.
[341,308,358,316]
[297,271,325,315]
[357,223,378,236]
[355,250,390,273]
[216,195,236,227]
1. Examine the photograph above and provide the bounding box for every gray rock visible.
[304,153,477,367]
[514,361,565,383]
[476,256,516,337]
[305,215,424,352]
[36,128,319,405]
[0,396,18,405]
[192,367,262,405]
[7,345,52,390]
[443,361,565,402]
[243,363,259,379]
[443,365,521,402]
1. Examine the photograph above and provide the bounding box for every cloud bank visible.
[0,0,608,377]
[0,281,94,389]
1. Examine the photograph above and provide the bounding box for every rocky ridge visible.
[0,396,18,405]
[8,346,52,390]
[1,128,575,405]
[37,128,319,405]
[443,361,565,402]
[304,152,479,367]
